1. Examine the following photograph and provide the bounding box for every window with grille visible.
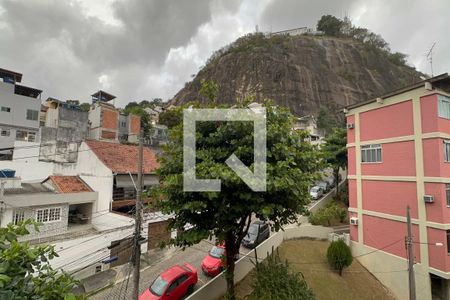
[36,207,61,223]
[1,106,11,112]
[361,144,382,163]
[15,130,36,142]
[438,95,450,119]
[13,210,25,225]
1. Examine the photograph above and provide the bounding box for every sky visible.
[0,0,448,108]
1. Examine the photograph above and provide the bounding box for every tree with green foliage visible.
[0,219,84,300]
[158,107,182,129]
[326,239,353,276]
[308,202,347,226]
[317,15,344,36]
[79,103,91,112]
[199,79,219,103]
[321,128,347,198]
[156,102,321,300]
[316,107,337,136]
[250,250,315,300]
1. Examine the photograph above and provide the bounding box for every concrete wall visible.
[0,82,41,129]
[186,225,333,300]
[2,203,70,238]
[54,142,113,213]
[0,81,40,149]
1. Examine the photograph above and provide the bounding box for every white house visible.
[54,139,160,214]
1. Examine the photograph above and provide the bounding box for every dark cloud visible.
[0,0,448,107]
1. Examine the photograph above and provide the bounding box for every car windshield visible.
[150,276,168,296]
[311,187,320,192]
[248,224,259,236]
[209,246,225,258]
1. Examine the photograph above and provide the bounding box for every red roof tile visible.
[48,176,92,194]
[84,139,159,174]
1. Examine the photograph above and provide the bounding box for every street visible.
[90,240,253,299]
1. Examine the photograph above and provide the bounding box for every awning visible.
[115,174,158,188]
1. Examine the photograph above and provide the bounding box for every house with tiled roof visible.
[54,139,159,215]
[0,175,97,241]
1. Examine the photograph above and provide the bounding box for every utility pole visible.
[406,205,416,300]
[132,130,144,299]
[0,180,5,225]
[425,42,436,77]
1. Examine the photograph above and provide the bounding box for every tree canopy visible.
[155,101,321,299]
[321,127,347,197]
[317,15,344,36]
[0,220,83,300]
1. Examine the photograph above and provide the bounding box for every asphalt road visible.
[91,240,252,299]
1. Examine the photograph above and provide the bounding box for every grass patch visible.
[277,240,396,300]
[225,239,395,300]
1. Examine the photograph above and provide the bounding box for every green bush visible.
[249,250,315,300]
[326,240,353,276]
[308,202,347,226]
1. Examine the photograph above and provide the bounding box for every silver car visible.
[309,186,323,200]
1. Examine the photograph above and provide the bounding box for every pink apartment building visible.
[346,73,450,300]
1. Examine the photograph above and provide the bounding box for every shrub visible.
[308,202,347,226]
[326,240,353,276]
[250,250,315,300]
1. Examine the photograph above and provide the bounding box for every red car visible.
[139,263,198,300]
[201,245,225,277]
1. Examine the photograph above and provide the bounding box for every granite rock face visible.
[171,34,423,116]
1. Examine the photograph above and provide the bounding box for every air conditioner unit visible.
[350,217,358,225]
[424,195,434,203]
[425,82,433,91]
[347,123,355,129]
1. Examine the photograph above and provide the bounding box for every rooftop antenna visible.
[425,42,436,76]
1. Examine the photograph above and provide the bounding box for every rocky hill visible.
[171,33,423,116]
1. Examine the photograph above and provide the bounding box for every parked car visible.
[309,186,323,200]
[325,177,335,188]
[242,221,270,249]
[139,263,198,300]
[317,181,330,192]
[201,245,225,277]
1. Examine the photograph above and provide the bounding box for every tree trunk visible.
[334,167,340,198]
[224,234,236,300]
[339,268,343,276]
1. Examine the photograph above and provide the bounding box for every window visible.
[446,184,450,206]
[1,106,11,112]
[13,210,25,225]
[361,144,382,163]
[26,109,39,121]
[36,207,61,223]
[447,230,450,254]
[1,129,10,137]
[16,130,36,142]
[444,141,450,162]
[176,274,189,285]
[439,95,450,119]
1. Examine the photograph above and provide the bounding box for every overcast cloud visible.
[0,0,448,107]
